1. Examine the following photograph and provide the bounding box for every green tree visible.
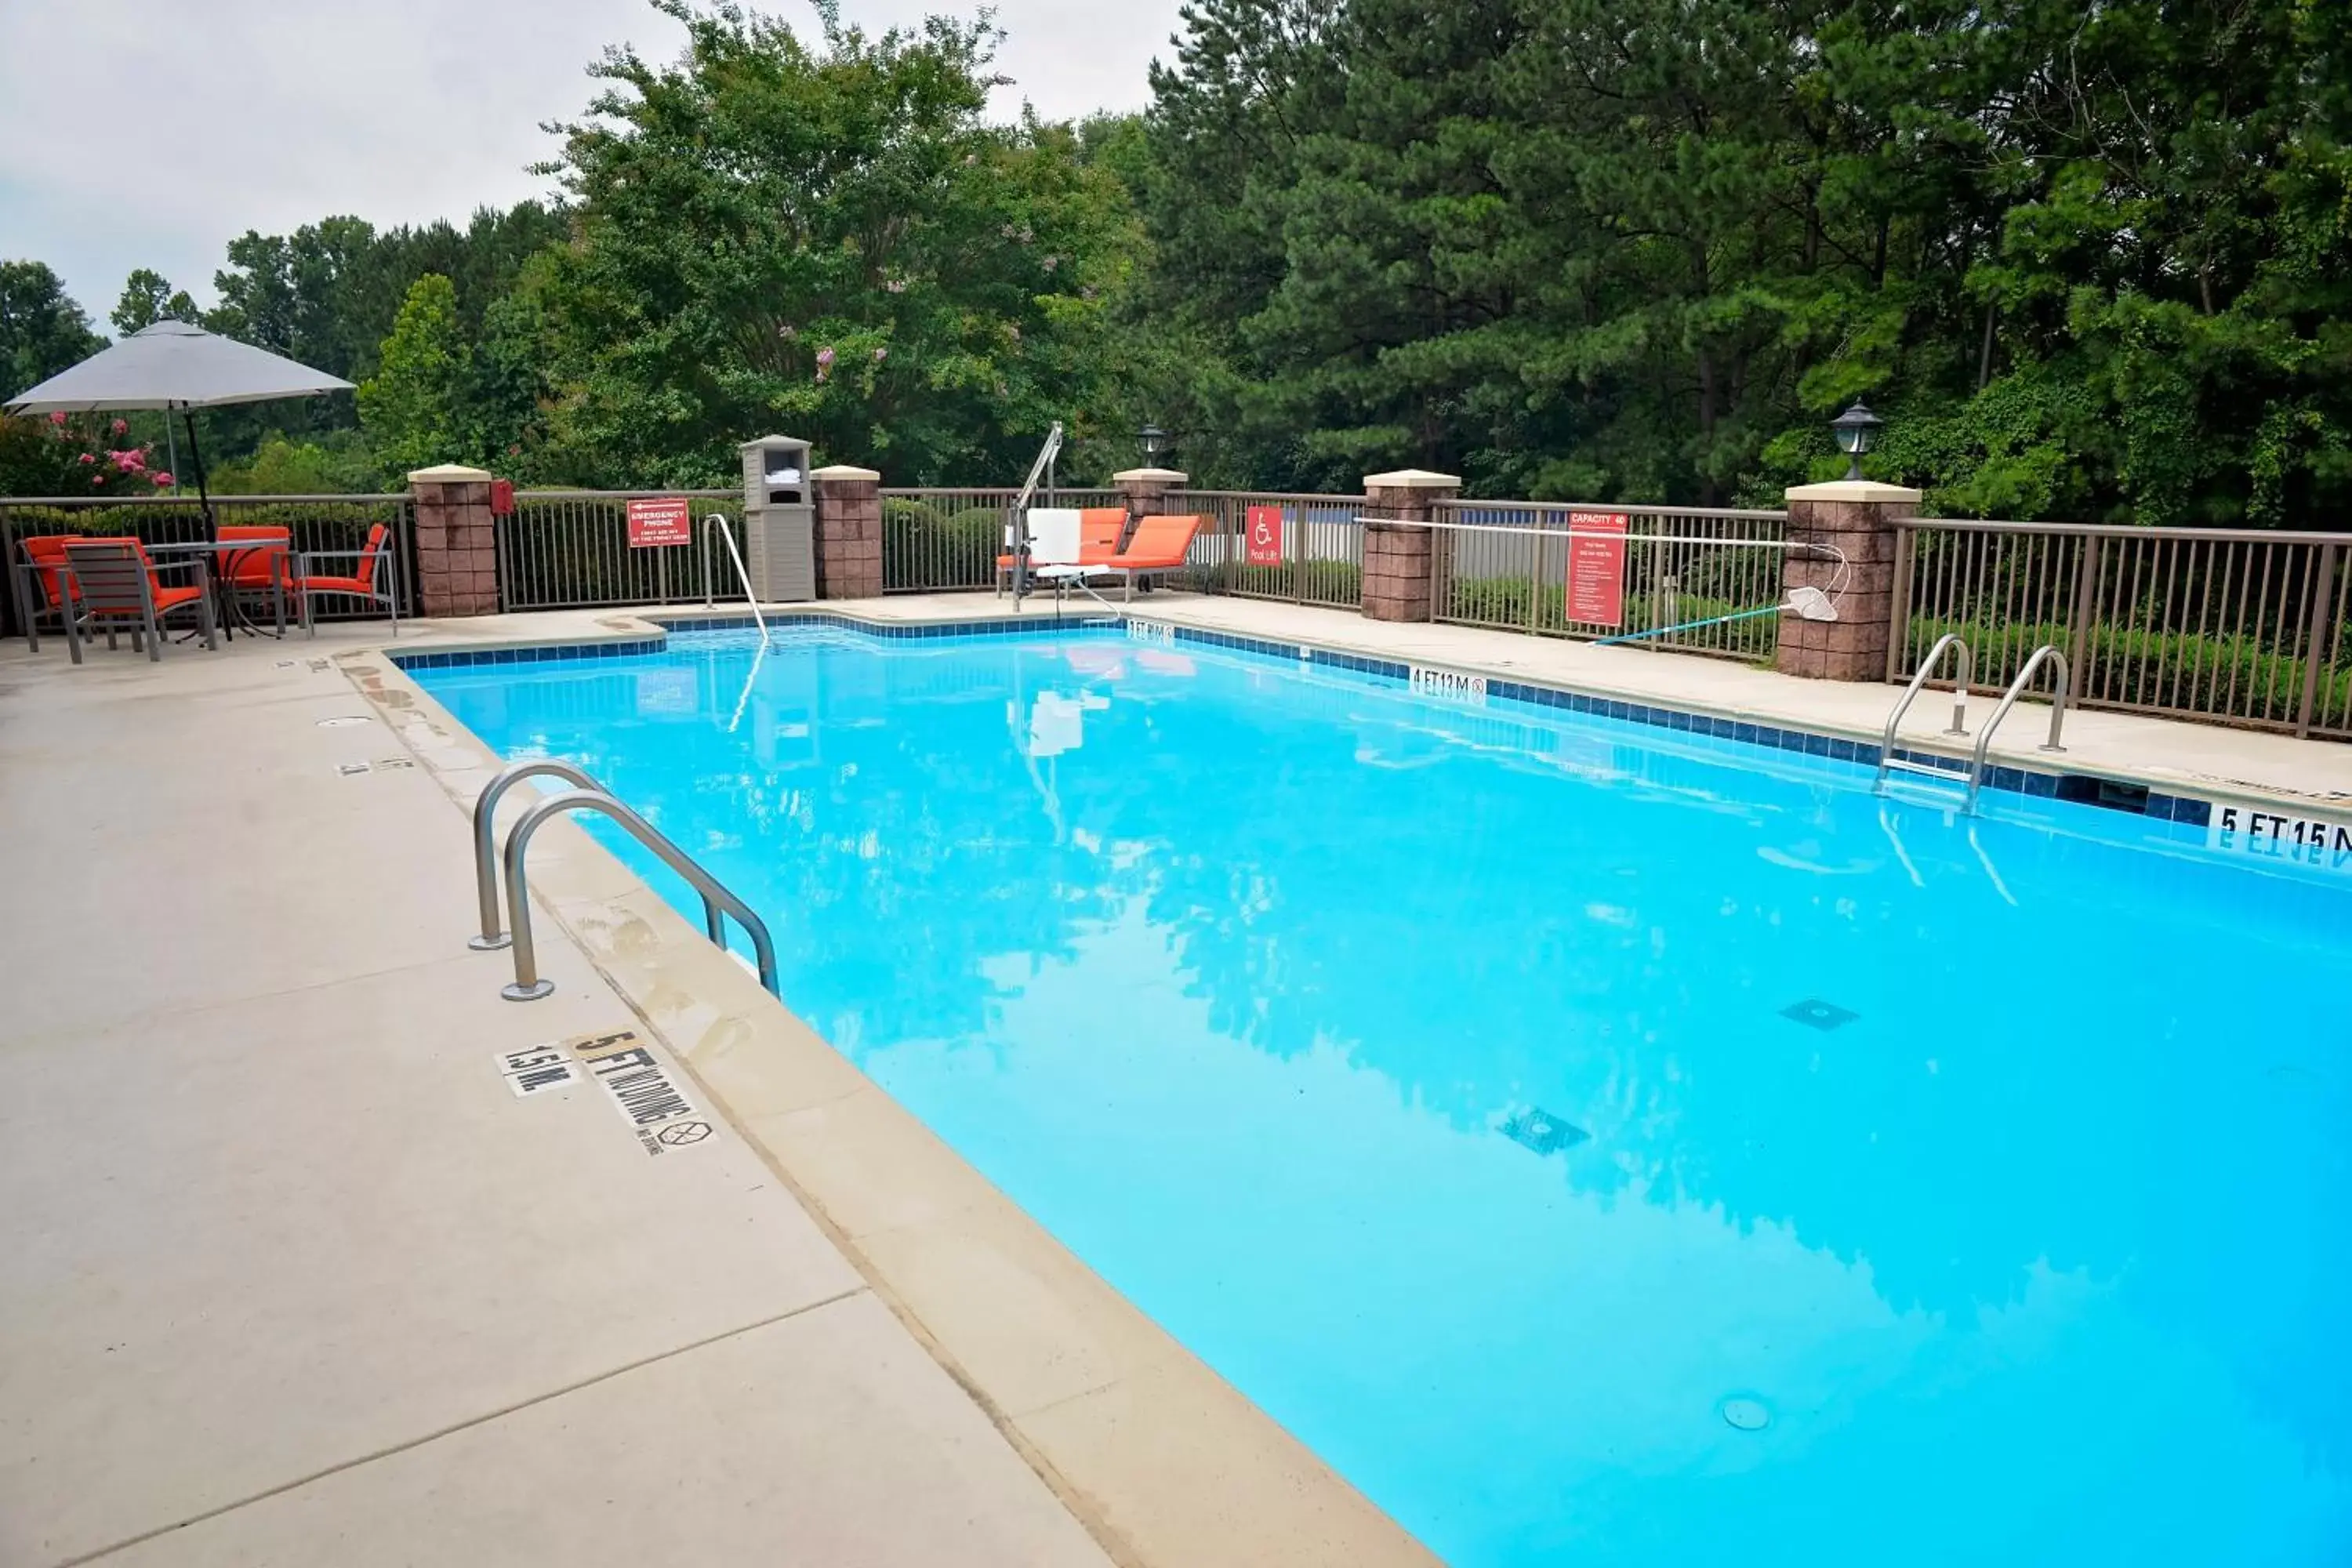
[358,274,474,472]
[525,0,1138,486]
[0,260,103,401]
[111,269,200,336]
[1140,0,2352,521]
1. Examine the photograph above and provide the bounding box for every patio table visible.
[147,539,286,640]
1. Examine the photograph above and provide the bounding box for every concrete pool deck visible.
[4,591,2343,1566]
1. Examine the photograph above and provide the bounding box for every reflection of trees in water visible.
[430,638,2352,1453]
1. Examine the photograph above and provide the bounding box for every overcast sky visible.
[0,0,1183,328]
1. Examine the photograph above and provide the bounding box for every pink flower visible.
[48,411,65,426]
[78,452,94,464]
[873,346,887,362]
[92,474,106,486]
[151,470,175,487]
[816,346,836,365]
[110,449,146,473]
[111,418,128,435]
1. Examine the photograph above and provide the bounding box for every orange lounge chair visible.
[1096,514,1203,601]
[60,538,218,662]
[997,506,1128,592]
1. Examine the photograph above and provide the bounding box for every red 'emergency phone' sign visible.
[1245,504,1284,566]
[627,497,693,548]
[1565,511,1628,627]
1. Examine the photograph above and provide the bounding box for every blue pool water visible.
[415,622,2352,1566]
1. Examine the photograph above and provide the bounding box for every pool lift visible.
[1004,421,1065,610]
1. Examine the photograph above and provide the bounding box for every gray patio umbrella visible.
[5,320,356,537]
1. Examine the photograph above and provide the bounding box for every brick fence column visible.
[408,463,499,617]
[1777,479,1920,680]
[1360,468,1459,622]
[811,464,883,599]
[1113,466,1188,535]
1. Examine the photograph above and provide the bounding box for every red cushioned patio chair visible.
[13,534,87,652]
[59,539,218,663]
[216,524,295,636]
[289,521,399,637]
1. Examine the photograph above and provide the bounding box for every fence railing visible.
[495,491,738,612]
[1171,491,1368,608]
[1893,518,2350,739]
[880,487,1127,593]
[1428,502,1791,660]
[0,492,419,637]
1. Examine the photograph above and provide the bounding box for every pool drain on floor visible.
[1500,1108,1588,1156]
[1719,1396,1773,1432]
[1780,998,1859,1031]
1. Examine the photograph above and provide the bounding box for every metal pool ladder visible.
[466,759,779,1003]
[1875,637,2071,813]
[1874,632,1974,797]
[1964,645,2069,812]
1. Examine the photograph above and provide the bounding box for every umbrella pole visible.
[180,405,216,543]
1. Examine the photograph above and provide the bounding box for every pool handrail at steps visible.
[1965,645,2071,812]
[465,758,781,1003]
[703,511,770,644]
[1874,632,1974,796]
[469,758,600,950]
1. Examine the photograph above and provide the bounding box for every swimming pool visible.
[412,619,2352,1566]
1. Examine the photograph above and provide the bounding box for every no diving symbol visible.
[657,1120,713,1148]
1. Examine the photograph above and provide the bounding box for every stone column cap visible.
[811,464,881,481]
[1112,466,1189,484]
[1785,479,1922,503]
[408,463,493,483]
[1363,467,1461,489]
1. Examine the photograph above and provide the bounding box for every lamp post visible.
[1830,401,1884,481]
[1138,423,1170,466]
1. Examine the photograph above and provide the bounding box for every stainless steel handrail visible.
[703,512,769,643]
[498,786,780,1002]
[469,759,601,949]
[1873,632,1973,792]
[1966,644,2070,812]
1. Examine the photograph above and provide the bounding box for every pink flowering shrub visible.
[0,412,176,497]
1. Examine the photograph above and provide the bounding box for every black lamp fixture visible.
[1830,401,1884,481]
[1138,423,1170,465]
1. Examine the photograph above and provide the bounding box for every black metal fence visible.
[492,491,740,611]
[1895,517,2350,739]
[0,492,417,639]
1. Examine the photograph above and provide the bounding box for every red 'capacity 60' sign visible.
[1245,504,1284,566]
[626,497,693,548]
[1565,510,1628,627]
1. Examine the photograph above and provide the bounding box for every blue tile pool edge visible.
[385,608,2263,829]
